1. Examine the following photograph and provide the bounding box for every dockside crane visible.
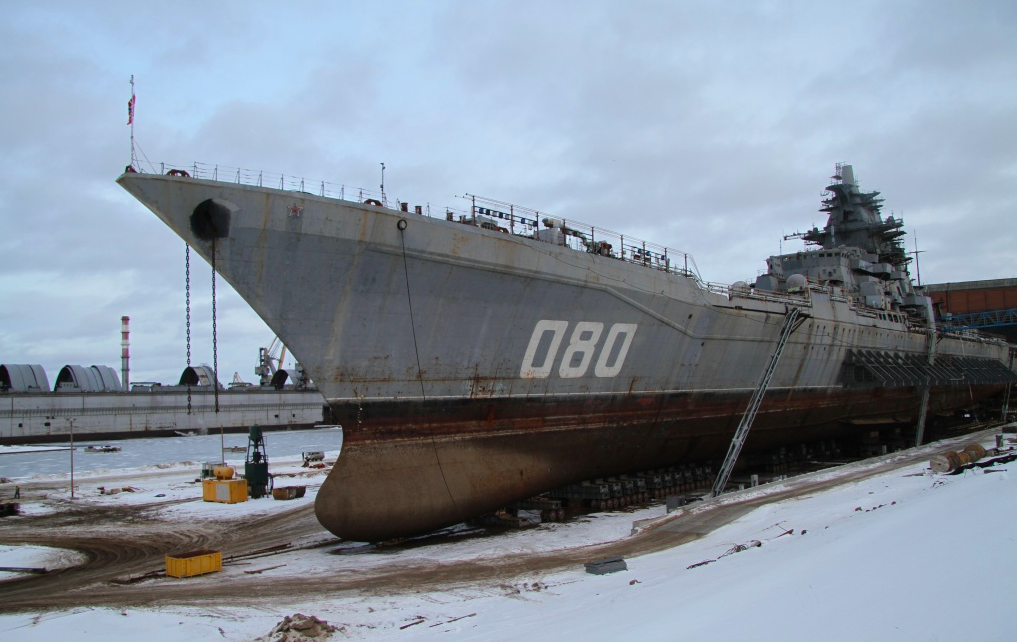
[255,337,288,386]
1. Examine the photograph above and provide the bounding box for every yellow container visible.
[166,549,222,578]
[202,478,249,503]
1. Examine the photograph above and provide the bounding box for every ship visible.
[117,162,1017,542]
[0,348,326,445]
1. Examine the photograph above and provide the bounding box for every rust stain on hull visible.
[314,385,1000,541]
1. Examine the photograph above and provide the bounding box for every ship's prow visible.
[117,170,195,244]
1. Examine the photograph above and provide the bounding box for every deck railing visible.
[132,161,858,309]
[461,194,705,281]
[134,161,710,282]
[140,161,387,204]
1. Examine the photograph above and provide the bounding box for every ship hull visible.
[317,384,999,541]
[117,171,1016,541]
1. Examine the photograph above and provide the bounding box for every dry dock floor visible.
[0,428,999,612]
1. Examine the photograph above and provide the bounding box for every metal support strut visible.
[914,312,938,447]
[711,307,802,498]
[1001,348,1016,422]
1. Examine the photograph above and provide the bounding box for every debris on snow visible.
[399,618,426,630]
[719,540,762,558]
[255,613,341,642]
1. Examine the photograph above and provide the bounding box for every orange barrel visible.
[955,450,972,467]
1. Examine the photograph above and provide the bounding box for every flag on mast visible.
[127,75,136,125]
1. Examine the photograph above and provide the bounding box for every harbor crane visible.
[255,337,288,386]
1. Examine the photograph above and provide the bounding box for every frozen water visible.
[0,427,343,479]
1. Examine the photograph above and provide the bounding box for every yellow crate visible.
[201,478,248,503]
[165,549,222,578]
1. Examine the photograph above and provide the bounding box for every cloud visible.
[1,0,1014,386]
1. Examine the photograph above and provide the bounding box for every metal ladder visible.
[711,307,802,498]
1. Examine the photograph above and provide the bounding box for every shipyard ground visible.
[1,424,1014,642]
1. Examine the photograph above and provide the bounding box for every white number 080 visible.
[520,320,638,379]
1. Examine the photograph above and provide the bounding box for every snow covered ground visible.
[0,544,85,576]
[1,431,1015,642]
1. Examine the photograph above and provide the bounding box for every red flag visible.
[127,94,136,125]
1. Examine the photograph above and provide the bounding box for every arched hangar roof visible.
[179,365,222,388]
[55,365,122,392]
[270,369,303,390]
[0,364,50,391]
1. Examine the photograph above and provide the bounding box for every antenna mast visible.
[910,232,925,287]
[128,75,137,168]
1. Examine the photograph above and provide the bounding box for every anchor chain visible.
[185,244,192,415]
[212,237,219,414]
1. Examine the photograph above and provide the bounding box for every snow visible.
[1,433,1015,641]
[0,445,72,456]
[0,545,85,579]
[5,608,248,642]
[1,452,337,520]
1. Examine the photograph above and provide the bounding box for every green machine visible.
[244,425,272,499]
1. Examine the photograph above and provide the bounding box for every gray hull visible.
[118,171,1014,541]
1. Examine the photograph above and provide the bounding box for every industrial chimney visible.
[121,316,130,391]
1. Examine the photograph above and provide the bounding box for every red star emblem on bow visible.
[288,203,303,217]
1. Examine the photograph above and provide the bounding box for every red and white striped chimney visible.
[121,316,130,391]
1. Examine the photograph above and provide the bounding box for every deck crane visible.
[255,337,288,386]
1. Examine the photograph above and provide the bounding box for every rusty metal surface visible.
[315,383,999,541]
[925,279,1017,315]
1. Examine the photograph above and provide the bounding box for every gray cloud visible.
[1,0,1014,384]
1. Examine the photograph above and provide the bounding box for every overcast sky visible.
[1,0,1014,386]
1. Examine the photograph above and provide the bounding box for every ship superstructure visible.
[757,163,927,314]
